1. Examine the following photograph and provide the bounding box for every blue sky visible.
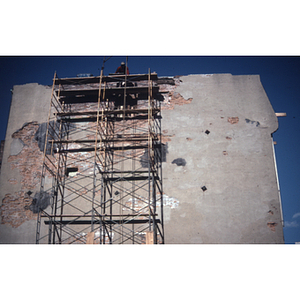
[0,55,299,244]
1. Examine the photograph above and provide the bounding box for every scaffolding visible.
[36,68,164,244]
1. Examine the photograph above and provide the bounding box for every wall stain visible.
[267,222,278,232]
[172,158,186,166]
[245,118,260,127]
[228,117,239,124]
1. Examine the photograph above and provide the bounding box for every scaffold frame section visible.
[36,70,164,244]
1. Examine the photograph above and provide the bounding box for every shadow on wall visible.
[34,121,76,154]
[171,158,186,166]
[25,191,51,213]
[140,143,168,168]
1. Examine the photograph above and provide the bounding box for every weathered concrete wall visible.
[0,83,52,243]
[0,75,284,243]
[161,74,283,243]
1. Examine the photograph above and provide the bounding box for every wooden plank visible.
[86,232,95,244]
[56,86,160,104]
[55,73,158,85]
[55,144,151,153]
[57,108,159,117]
[59,86,158,97]
[58,114,161,123]
[146,231,154,244]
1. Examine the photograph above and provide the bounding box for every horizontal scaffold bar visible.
[41,213,156,218]
[50,136,158,143]
[54,144,159,153]
[59,114,161,123]
[56,108,160,117]
[54,73,158,85]
[103,175,159,182]
[44,219,161,225]
[58,86,155,97]
[57,86,160,104]
[100,170,150,174]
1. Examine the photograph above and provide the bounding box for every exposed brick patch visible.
[1,192,36,228]
[186,137,192,141]
[267,222,278,232]
[161,130,175,143]
[8,178,18,184]
[2,122,44,227]
[161,134,175,143]
[8,122,43,190]
[228,117,239,124]
[171,92,193,106]
[159,80,193,146]
[162,91,193,110]
[226,136,232,140]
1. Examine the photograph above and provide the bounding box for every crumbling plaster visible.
[1,84,51,193]
[0,84,51,243]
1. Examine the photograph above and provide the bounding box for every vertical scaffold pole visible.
[36,71,57,244]
[147,68,153,234]
[93,68,104,238]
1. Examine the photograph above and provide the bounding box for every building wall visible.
[0,83,52,243]
[0,140,5,172]
[0,75,284,243]
[162,74,283,243]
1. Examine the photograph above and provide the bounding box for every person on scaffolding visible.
[115,62,129,75]
[114,61,135,107]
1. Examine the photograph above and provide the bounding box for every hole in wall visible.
[66,167,79,177]
[201,186,207,192]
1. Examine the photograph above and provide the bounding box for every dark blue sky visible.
[0,56,299,243]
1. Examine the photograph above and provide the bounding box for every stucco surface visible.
[161,74,283,243]
[0,84,51,243]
